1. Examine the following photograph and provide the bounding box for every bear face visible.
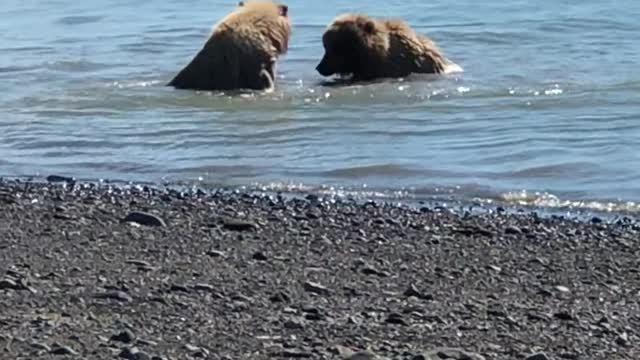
[316,14,450,82]
[168,0,291,92]
[316,15,386,79]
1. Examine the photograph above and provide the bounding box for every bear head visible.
[316,14,388,80]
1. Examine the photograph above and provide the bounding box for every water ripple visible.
[1,0,640,214]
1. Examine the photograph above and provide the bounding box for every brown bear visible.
[316,14,460,82]
[168,1,291,92]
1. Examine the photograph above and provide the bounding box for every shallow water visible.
[1,0,640,213]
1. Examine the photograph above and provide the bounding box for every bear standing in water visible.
[316,14,460,82]
[168,1,291,92]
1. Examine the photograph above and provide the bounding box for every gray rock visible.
[193,283,216,292]
[252,251,268,261]
[0,278,22,290]
[206,250,226,258]
[221,218,256,231]
[525,353,551,360]
[303,281,331,295]
[385,312,407,325]
[616,332,629,346]
[361,266,390,277]
[94,291,133,302]
[335,346,380,360]
[278,349,313,358]
[30,342,51,352]
[283,318,305,330]
[122,211,166,227]
[504,226,522,234]
[119,347,151,360]
[417,347,485,360]
[111,330,136,344]
[46,175,75,183]
[404,284,433,300]
[169,284,190,293]
[50,345,78,356]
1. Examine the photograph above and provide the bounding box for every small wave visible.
[45,60,116,73]
[0,65,39,73]
[107,80,164,89]
[499,190,640,214]
[56,15,104,26]
[320,164,424,178]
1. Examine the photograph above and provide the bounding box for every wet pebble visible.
[111,330,136,344]
[283,318,305,330]
[404,284,433,300]
[50,345,78,356]
[94,290,133,302]
[385,312,407,325]
[119,347,151,360]
[46,175,75,184]
[361,266,390,277]
[420,347,485,360]
[303,281,331,296]
[122,211,166,227]
[252,251,268,261]
[222,218,256,231]
[525,353,551,360]
[0,278,25,291]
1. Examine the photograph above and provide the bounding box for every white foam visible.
[443,60,464,74]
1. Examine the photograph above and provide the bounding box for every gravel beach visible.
[1,179,639,360]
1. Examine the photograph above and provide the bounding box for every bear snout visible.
[316,56,333,76]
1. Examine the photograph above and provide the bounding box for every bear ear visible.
[279,4,288,17]
[362,20,376,34]
[238,1,244,6]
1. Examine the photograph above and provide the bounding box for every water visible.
[2,0,640,213]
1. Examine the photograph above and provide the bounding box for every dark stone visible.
[252,251,268,261]
[193,283,216,292]
[303,281,331,296]
[278,349,313,358]
[50,345,78,356]
[206,250,226,258]
[616,332,629,346]
[94,291,133,302]
[361,266,390,277]
[283,319,305,330]
[170,284,191,293]
[525,353,551,360]
[122,211,166,227]
[111,330,135,344]
[0,278,27,291]
[504,226,522,234]
[46,175,75,184]
[385,313,407,325]
[119,347,151,360]
[269,291,291,303]
[424,347,485,360]
[404,284,433,300]
[222,218,256,231]
[553,311,574,321]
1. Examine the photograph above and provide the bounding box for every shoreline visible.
[1,178,639,359]
[6,175,640,224]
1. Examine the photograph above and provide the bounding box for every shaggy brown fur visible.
[316,14,453,81]
[168,1,291,92]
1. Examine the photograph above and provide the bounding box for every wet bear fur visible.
[168,0,291,92]
[316,14,459,81]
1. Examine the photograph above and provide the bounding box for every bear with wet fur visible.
[168,0,291,92]
[316,14,456,81]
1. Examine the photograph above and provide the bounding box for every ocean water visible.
[1,0,639,213]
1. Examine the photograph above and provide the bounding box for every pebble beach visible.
[1,178,639,359]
